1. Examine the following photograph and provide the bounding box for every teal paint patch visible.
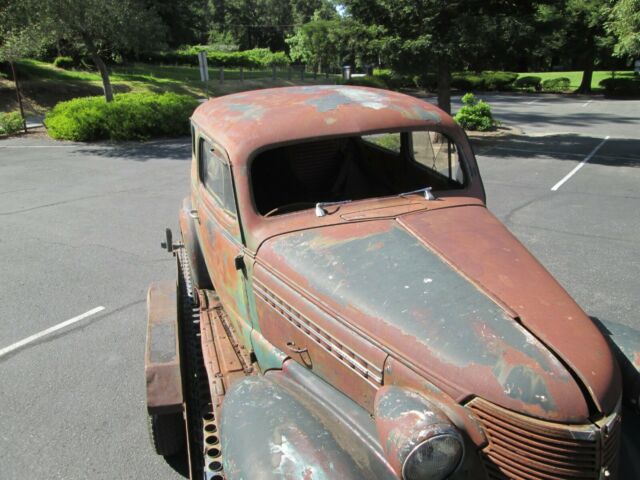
[393,105,442,123]
[303,86,393,113]
[251,329,287,371]
[269,225,570,411]
[225,103,267,121]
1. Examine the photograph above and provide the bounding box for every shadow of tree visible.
[471,133,640,167]
[73,138,190,162]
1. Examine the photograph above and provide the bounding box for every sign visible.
[198,52,209,82]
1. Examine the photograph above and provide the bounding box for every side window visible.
[361,132,401,153]
[411,131,465,186]
[199,138,237,217]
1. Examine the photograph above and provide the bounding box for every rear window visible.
[199,138,237,217]
[251,131,465,216]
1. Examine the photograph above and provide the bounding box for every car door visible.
[195,136,252,345]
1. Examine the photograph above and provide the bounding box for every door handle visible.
[189,209,199,222]
[286,341,308,354]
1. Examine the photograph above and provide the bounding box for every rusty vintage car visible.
[144,86,640,480]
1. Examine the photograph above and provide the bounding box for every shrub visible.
[453,93,496,131]
[542,77,571,92]
[344,75,388,89]
[143,47,291,68]
[0,111,24,135]
[599,77,640,96]
[45,92,199,141]
[515,75,542,91]
[483,71,518,90]
[53,56,75,69]
[452,73,484,91]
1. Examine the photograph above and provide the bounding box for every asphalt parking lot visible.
[1,93,639,479]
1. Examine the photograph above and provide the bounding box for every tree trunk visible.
[9,61,28,133]
[436,57,452,114]
[83,34,113,102]
[576,63,593,94]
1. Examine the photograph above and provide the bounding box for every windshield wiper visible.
[315,200,352,217]
[398,186,435,201]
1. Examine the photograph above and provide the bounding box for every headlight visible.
[402,430,464,480]
[374,386,465,479]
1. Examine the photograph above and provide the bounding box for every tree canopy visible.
[607,0,640,58]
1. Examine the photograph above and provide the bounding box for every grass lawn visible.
[0,59,339,115]
[515,70,635,91]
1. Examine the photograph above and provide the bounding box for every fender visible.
[145,281,183,414]
[179,196,212,289]
[220,360,396,479]
[593,317,640,412]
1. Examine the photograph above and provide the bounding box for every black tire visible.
[147,412,186,457]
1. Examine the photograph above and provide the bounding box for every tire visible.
[147,412,186,456]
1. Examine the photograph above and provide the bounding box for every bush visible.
[373,69,416,89]
[344,76,388,89]
[542,77,571,92]
[515,75,542,91]
[483,71,518,90]
[45,92,199,141]
[0,111,24,135]
[453,93,496,131]
[53,56,75,69]
[599,77,640,96]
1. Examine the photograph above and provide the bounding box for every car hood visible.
[256,205,620,423]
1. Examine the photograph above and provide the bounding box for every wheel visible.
[147,411,186,456]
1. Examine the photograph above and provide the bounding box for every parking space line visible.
[581,100,593,107]
[0,306,105,358]
[526,99,539,105]
[551,136,610,191]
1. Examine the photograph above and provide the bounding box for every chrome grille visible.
[468,398,621,479]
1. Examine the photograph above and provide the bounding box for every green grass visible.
[0,59,339,115]
[515,70,635,91]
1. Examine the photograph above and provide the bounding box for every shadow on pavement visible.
[471,133,640,167]
[74,138,191,162]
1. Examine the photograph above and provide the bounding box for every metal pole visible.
[10,61,27,133]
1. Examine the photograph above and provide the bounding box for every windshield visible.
[250,130,466,217]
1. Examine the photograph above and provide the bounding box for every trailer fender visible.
[145,280,183,414]
[180,196,212,289]
[220,360,396,480]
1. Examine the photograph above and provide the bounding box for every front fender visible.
[220,360,396,480]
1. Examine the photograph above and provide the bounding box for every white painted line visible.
[526,99,539,105]
[550,136,610,191]
[581,100,593,107]
[0,306,105,358]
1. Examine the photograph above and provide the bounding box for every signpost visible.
[198,51,209,98]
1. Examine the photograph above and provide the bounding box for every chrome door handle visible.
[189,209,199,221]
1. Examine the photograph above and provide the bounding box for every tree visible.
[2,0,165,102]
[607,0,640,58]
[345,1,538,114]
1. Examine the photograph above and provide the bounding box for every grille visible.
[468,397,621,480]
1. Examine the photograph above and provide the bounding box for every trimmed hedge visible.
[599,77,640,96]
[514,76,542,91]
[45,92,199,141]
[143,47,290,68]
[344,76,389,89]
[53,56,75,69]
[454,93,496,131]
[0,111,24,135]
[542,77,571,91]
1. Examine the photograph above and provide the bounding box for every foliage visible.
[53,56,75,69]
[606,0,640,58]
[367,133,401,151]
[449,71,518,91]
[542,77,571,91]
[374,69,416,89]
[287,14,382,73]
[599,77,640,96]
[45,92,198,141]
[144,47,290,68]
[344,0,539,113]
[514,75,542,90]
[343,76,388,89]
[0,111,24,135]
[453,93,496,131]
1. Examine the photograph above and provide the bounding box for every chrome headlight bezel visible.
[401,427,465,480]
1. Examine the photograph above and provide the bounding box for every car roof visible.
[191,85,451,166]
